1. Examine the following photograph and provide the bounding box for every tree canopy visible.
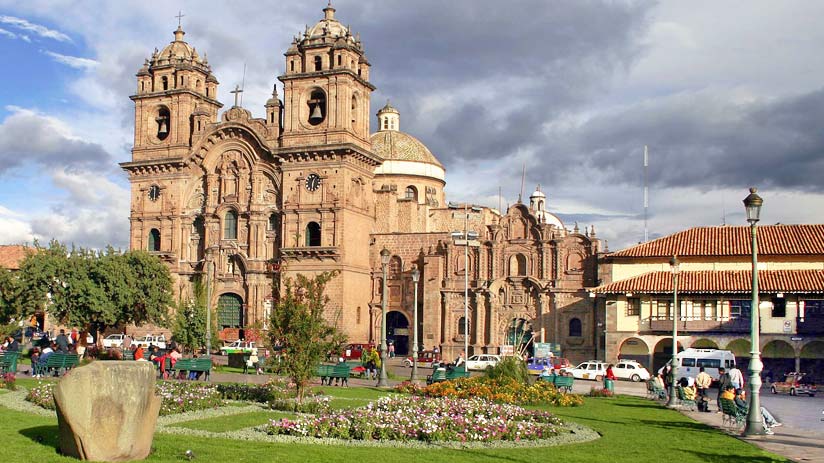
[266,271,346,402]
[13,240,173,337]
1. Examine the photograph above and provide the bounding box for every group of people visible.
[1,335,19,352]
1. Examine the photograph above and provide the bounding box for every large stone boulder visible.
[54,361,161,461]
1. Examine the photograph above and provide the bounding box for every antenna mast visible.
[519,165,525,203]
[240,63,247,107]
[643,145,649,242]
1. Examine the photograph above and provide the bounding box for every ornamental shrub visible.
[485,356,529,383]
[0,372,16,391]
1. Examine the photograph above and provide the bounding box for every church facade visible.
[121,5,601,362]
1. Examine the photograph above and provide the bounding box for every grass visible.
[0,387,791,463]
[172,410,294,432]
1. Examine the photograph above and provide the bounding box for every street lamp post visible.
[411,265,420,383]
[451,204,478,363]
[378,248,391,387]
[666,255,680,408]
[743,187,765,436]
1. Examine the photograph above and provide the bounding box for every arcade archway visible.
[653,338,684,373]
[762,340,795,382]
[691,338,719,349]
[725,338,751,367]
[619,337,650,370]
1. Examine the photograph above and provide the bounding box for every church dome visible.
[303,3,357,48]
[371,104,444,181]
[151,26,207,68]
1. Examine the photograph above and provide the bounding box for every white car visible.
[133,334,167,349]
[219,340,257,355]
[562,361,608,381]
[613,360,651,382]
[101,334,125,348]
[465,354,501,371]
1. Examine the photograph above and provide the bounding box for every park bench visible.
[676,386,696,411]
[171,358,212,381]
[719,397,746,429]
[426,365,469,385]
[331,363,351,386]
[34,353,79,377]
[646,379,667,400]
[0,351,19,374]
[314,364,335,385]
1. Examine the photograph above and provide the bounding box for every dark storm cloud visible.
[0,108,111,174]
[571,87,824,192]
[336,0,654,165]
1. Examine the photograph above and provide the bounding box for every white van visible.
[658,348,736,382]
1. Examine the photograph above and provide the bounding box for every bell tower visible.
[279,2,374,149]
[277,3,382,342]
[131,25,222,161]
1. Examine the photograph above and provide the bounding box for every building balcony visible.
[647,317,750,333]
[796,316,824,335]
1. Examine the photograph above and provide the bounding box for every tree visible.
[0,267,22,325]
[172,276,208,353]
[266,271,346,403]
[14,241,174,339]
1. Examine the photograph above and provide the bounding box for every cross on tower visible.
[175,11,185,27]
[230,85,243,107]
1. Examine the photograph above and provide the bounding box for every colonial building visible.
[594,224,824,382]
[121,5,600,362]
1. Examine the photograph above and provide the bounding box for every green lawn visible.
[0,388,790,463]
[172,410,295,432]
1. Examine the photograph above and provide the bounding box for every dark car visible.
[342,343,375,361]
[404,350,441,368]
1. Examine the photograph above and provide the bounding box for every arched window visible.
[509,254,527,276]
[351,95,357,125]
[337,55,342,66]
[383,119,388,129]
[148,229,161,252]
[569,318,582,337]
[192,216,204,234]
[156,107,170,141]
[458,316,469,336]
[290,60,295,72]
[405,186,417,201]
[206,87,210,97]
[161,76,168,91]
[196,79,202,91]
[224,210,238,240]
[268,213,278,231]
[305,221,321,246]
[314,55,322,71]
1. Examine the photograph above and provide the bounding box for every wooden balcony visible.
[647,317,750,333]
[796,316,824,335]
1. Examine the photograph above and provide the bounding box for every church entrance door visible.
[386,311,409,356]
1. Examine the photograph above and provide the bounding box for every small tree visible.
[266,271,345,403]
[172,276,208,353]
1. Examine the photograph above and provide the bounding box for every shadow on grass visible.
[685,450,790,463]
[19,425,61,454]
[637,419,719,434]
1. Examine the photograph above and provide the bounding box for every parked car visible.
[561,361,608,381]
[404,350,441,368]
[613,360,651,382]
[465,354,501,371]
[220,340,256,355]
[771,372,817,397]
[526,357,571,375]
[101,334,125,348]
[132,334,167,349]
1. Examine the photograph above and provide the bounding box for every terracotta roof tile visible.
[609,224,824,258]
[594,269,824,294]
[0,245,32,270]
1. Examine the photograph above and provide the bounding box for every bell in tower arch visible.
[309,103,323,123]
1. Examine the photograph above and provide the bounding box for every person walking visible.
[728,365,744,394]
[716,367,732,413]
[695,366,712,412]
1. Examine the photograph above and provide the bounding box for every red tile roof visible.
[609,224,824,258]
[0,245,32,270]
[594,269,824,294]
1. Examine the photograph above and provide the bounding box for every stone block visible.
[54,361,161,461]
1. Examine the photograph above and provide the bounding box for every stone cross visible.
[230,85,243,107]
[176,11,185,27]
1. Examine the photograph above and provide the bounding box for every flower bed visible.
[402,377,584,407]
[1,372,16,391]
[263,395,563,442]
[25,381,223,416]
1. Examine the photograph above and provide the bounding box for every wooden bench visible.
[720,397,746,429]
[314,364,335,385]
[331,364,351,386]
[537,374,574,393]
[0,351,19,374]
[171,358,212,381]
[676,386,696,410]
[34,353,79,377]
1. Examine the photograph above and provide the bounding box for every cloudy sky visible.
[1,0,823,251]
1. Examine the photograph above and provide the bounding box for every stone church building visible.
[121,4,601,362]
